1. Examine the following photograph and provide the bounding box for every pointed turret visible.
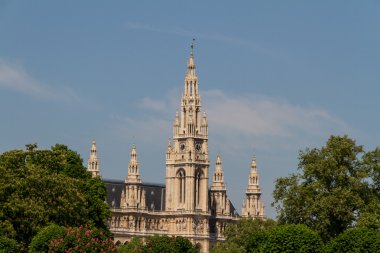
[87,140,100,177]
[242,156,265,218]
[247,156,261,193]
[211,154,226,191]
[126,144,142,184]
[201,112,208,135]
[173,111,180,137]
[210,153,232,216]
[122,144,146,210]
[166,139,173,161]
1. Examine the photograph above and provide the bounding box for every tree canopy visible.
[116,235,197,253]
[324,227,380,253]
[0,144,111,251]
[210,219,324,253]
[210,218,276,253]
[273,135,380,240]
[259,224,323,253]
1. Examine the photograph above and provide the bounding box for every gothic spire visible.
[87,140,100,177]
[187,39,196,74]
[211,153,226,191]
[247,155,260,193]
[185,40,197,88]
[126,144,142,184]
[242,155,265,218]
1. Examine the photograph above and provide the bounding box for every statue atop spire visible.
[87,140,100,177]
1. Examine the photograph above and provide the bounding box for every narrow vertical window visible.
[177,170,186,205]
[195,170,202,206]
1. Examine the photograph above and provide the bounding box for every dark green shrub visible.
[324,227,380,253]
[116,237,143,253]
[29,224,65,253]
[0,236,19,253]
[259,224,323,253]
[141,235,196,253]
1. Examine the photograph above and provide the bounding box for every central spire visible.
[178,40,205,136]
[165,42,210,212]
[187,39,196,75]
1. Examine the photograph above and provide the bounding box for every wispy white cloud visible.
[203,90,349,137]
[138,88,180,113]
[0,60,80,103]
[125,22,272,55]
[203,90,352,153]
[109,89,352,154]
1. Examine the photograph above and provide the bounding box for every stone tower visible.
[88,140,100,177]
[121,144,146,209]
[165,43,210,212]
[242,156,265,218]
[210,154,231,216]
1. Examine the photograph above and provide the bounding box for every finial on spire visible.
[190,38,195,57]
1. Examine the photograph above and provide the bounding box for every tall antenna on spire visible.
[190,38,195,57]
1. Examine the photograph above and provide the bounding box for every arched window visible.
[177,169,186,204]
[195,169,203,206]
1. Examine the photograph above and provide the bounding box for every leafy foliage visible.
[210,218,276,253]
[142,235,197,253]
[0,144,111,251]
[49,225,116,252]
[210,242,245,253]
[116,235,196,253]
[273,135,380,240]
[259,224,323,253]
[0,236,20,253]
[29,224,65,253]
[116,237,143,253]
[324,227,380,253]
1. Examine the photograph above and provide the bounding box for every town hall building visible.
[87,45,265,252]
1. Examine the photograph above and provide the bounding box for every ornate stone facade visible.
[87,45,265,253]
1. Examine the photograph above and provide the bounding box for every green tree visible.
[210,218,276,253]
[141,235,196,253]
[0,144,111,251]
[210,242,245,253]
[116,237,143,253]
[0,236,19,253]
[259,224,323,253]
[49,225,116,252]
[273,135,380,240]
[324,227,380,253]
[29,224,65,253]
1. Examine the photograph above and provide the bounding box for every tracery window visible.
[195,169,203,206]
[177,169,186,204]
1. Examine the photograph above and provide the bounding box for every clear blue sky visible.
[0,1,379,218]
